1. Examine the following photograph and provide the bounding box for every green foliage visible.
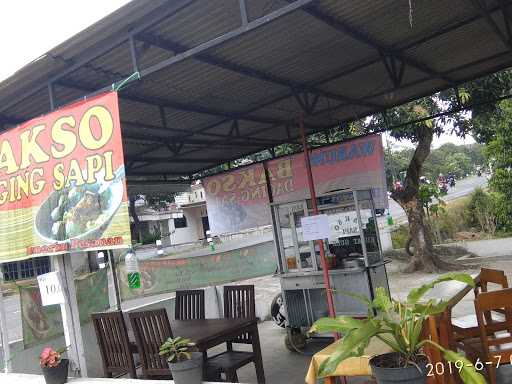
[310,274,485,383]
[482,100,512,231]
[465,188,497,235]
[140,227,161,245]
[384,143,484,187]
[419,182,446,214]
[467,96,512,231]
[391,224,409,249]
[436,198,470,240]
[159,337,196,363]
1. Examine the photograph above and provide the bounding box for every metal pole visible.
[108,250,122,310]
[0,269,11,373]
[263,162,283,274]
[297,114,336,318]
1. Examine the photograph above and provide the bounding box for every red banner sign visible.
[204,134,387,234]
[0,92,131,262]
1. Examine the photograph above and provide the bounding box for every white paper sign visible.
[301,214,330,241]
[37,272,65,306]
[327,209,373,240]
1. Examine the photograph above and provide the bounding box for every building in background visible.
[134,182,209,247]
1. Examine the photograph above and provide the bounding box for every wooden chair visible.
[175,289,205,320]
[462,288,512,383]
[129,308,173,379]
[452,268,508,341]
[91,310,137,379]
[207,285,258,382]
[224,285,256,321]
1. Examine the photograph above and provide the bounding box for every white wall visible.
[168,206,205,245]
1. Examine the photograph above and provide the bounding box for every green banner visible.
[20,269,109,348]
[119,241,277,300]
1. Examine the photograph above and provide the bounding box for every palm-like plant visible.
[159,337,196,363]
[310,273,485,384]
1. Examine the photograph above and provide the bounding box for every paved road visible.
[388,175,488,223]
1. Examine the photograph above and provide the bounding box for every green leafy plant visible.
[159,337,196,363]
[309,273,485,384]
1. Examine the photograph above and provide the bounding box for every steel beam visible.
[123,130,282,148]
[139,0,314,78]
[121,119,287,145]
[135,32,382,109]
[297,2,456,84]
[56,78,302,126]
[126,155,228,164]
[471,0,512,50]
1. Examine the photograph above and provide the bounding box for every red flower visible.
[40,346,63,368]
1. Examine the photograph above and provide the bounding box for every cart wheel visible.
[284,328,306,353]
[271,293,287,328]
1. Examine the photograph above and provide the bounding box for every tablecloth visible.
[305,337,392,384]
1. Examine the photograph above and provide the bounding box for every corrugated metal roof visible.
[1,0,512,183]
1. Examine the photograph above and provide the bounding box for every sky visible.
[0,0,130,82]
[0,0,476,150]
[384,130,476,151]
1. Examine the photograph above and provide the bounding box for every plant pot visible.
[370,353,428,384]
[169,352,203,384]
[41,358,69,384]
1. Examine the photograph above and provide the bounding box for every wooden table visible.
[172,318,265,384]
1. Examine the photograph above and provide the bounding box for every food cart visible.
[272,188,390,343]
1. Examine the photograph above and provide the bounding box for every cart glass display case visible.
[272,189,390,329]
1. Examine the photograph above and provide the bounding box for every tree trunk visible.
[129,196,141,243]
[400,195,437,272]
[391,125,454,272]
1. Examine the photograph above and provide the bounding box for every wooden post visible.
[54,253,88,377]
[0,270,11,373]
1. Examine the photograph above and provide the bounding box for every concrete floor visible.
[6,254,512,383]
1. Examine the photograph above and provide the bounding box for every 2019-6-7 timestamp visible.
[426,357,505,376]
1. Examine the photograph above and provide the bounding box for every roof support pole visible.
[129,36,140,73]
[239,0,249,25]
[297,114,336,320]
[48,82,56,111]
[53,253,88,377]
[0,270,11,373]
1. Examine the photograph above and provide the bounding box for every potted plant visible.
[310,273,486,384]
[159,336,203,384]
[39,346,68,384]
